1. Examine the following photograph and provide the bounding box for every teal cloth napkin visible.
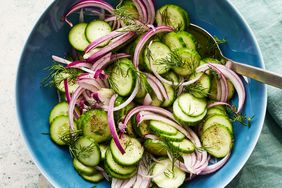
[227,0,282,187]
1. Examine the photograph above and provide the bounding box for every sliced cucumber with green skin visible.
[201,124,233,158]
[104,162,137,180]
[161,71,178,107]
[144,139,168,156]
[207,107,226,117]
[159,131,185,142]
[173,98,207,125]
[136,73,149,98]
[167,139,195,154]
[133,120,151,137]
[105,149,137,175]
[149,120,178,135]
[173,48,201,76]
[99,144,108,160]
[227,79,235,100]
[79,109,111,143]
[152,159,186,188]
[144,41,171,74]
[68,23,89,51]
[109,58,136,97]
[85,20,112,47]
[202,114,233,133]
[80,173,104,183]
[188,73,211,98]
[209,76,234,100]
[151,93,163,107]
[49,102,68,124]
[74,136,101,167]
[50,116,77,146]
[162,31,196,51]
[110,135,144,166]
[73,158,97,176]
[178,93,207,117]
[54,72,79,94]
[156,4,190,31]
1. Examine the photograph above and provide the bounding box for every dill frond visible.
[214,36,227,44]
[226,105,254,128]
[41,63,81,87]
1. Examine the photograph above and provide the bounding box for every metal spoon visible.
[187,23,282,89]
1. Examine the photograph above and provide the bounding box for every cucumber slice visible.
[73,158,97,176]
[105,149,137,175]
[156,4,190,31]
[49,102,68,124]
[227,79,235,100]
[151,93,163,107]
[144,41,171,74]
[80,173,104,183]
[202,114,233,133]
[173,99,207,125]
[99,144,108,160]
[85,20,112,47]
[104,162,137,180]
[152,159,186,188]
[144,139,168,156]
[50,116,77,146]
[74,136,101,167]
[188,73,211,98]
[79,109,111,143]
[161,72,178,107]
[168,139,195,154]
[68,23,89,51]
[110,135,144,166]
[133,120,152,137]
[178,93,207,117]
[207,107,226,117]
[201,124,233,158]
[160,131,185,142]
[150,120,178,135]
[162,31,196,51]
[54,72,79,94]
[173,48,201,76]
[109,58,136,97]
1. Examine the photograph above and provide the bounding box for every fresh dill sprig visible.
[70,141,97,159]
[114,6,148,34]
[60,130,82,146]
[41,63,81,87]
[226,105,254,128]
[185,83,209,98]
[214,36,227,44]
[164,141,181,174]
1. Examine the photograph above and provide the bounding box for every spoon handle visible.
[226,61,282,89]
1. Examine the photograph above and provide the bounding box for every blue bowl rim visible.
[15,0,267,187]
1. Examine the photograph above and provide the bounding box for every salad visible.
[44,0,251,187]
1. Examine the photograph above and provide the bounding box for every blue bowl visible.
[16,0,266,187]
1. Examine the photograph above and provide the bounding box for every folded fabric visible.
[227,0,282,187]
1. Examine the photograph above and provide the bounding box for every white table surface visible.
[0,1,53,187]
[0,1,258,188]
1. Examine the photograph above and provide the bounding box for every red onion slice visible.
[94,53,130,70]
[108,94,125,154]
[146,77,163,101]
[63,0,114,27]
[68,87,85,131]
[86,32,135,62]
[197,63,245,112]
[143,93,152,105]
[200,154,230,175]
[91,53,112,70]
[84,31,125,53]
[133,26,174,68]
[207,101,231,109]
[119,105,175,132]
[132,0,147,23]
[146,73,168,99]
[63,79,71,104]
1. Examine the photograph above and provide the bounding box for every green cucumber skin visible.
[144,139,168,156]
[104,162,137,180]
